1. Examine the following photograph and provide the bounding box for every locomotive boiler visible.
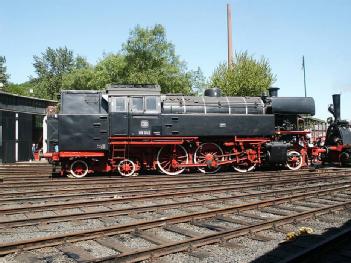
[43,84,315,177]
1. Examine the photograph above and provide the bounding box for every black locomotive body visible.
[44,84,316,177]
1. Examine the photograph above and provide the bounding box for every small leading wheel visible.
[69,159,89,178]
[117,159,136,176]
[286,150,303,170]
[194,143,223,174]
[157,145,188,175]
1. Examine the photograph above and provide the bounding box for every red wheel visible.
[157,145,188,175]
[231,150,256,173]
[194,143,223,173]
[117,159,136,176]
[70,159,89,178]
[233,160,256,173]
[286,150,303,170]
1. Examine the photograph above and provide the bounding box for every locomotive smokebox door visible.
[266,142,289,163]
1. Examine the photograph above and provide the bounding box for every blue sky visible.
[1,0,351,119]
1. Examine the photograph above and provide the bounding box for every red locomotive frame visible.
[45,131,310,177]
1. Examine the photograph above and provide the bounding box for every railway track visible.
[0,163,53,182]
[1,173,349,204]
[1,172,350,213]
[90,200,351,263]
[0,166,345,183]
[1,169,348,193]
[2,168,337,187]
[0,180,349,229]
[0,168,350,262]
[0,183,350,260]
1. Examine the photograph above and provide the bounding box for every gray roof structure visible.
[106,84,161,96]
[0,91,57,115]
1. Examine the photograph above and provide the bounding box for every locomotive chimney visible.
[332,94,341,121]
[227,3,233,68]
[268,87,279,97]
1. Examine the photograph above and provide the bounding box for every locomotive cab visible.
[107,84,162,136]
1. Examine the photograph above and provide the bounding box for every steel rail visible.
[1,168,345,186]
[0,185,350,256]
[2,171,341,196]
[88,201,351,263]
[2,176,350,215]
[1,174,348,203]
[2,170,349,191]
[0,173,300,188]
[1,182,350,229]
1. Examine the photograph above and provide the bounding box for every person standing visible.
[31,143,36,161]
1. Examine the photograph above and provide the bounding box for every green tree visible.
[61,67,96,90]
[189,67,208,95]
[32,47,89,99]
[60,25,195,94]
[210,51,276,96]
[61,54,126,90]
[4,81,33,96]
[93,54,126,88]
[0,56,9,87]
[122,24,192,94]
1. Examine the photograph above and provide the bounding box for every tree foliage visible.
[210,51,276,96]
[61,54,126,90]
[4,81,33,96]
[61,25,193,94]
[121,24,191,94]
[94,54,126,87]
[0,56,10,87]
[189,67,207,95]
[61,67,96,90]
[32,47,89,99]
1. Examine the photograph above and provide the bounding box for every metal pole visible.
[227,3,233,68]
[303,56,307,97]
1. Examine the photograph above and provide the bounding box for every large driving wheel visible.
[157,145,188,175]
[194,143,223,173]
[286,150,303,170]
[70,159,89,178]
[232,150,256,173]
[233,160,256,173]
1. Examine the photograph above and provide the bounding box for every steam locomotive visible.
[309,94,351,166]
[42,84,349,178]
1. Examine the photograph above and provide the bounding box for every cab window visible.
[131,97,144,112]
[115,97,126,112]
[110,97,126,112]
[145,96,158,112]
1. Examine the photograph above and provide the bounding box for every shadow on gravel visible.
[252,218,351,263]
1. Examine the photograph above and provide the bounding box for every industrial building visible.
[0,91,56,163]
